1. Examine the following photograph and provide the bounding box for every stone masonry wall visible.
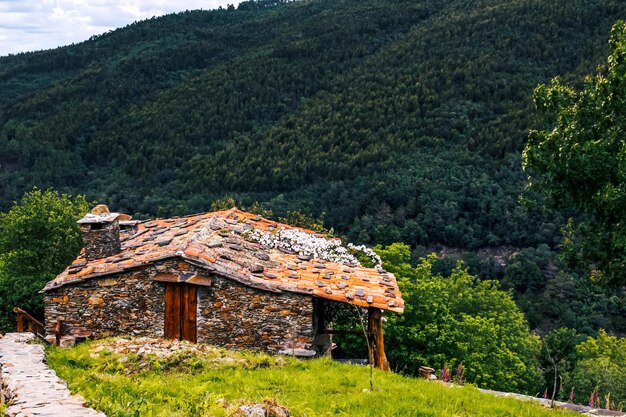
[44,263,166,338]
[197,275,314,352]
[44,259,315,352]
[81,221,121,260]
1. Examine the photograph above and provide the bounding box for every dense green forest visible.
[2,0,622,244]
[2,0,626,333]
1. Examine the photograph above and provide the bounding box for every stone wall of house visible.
[44,263,167,338]
[44,259,315,353]
[196,275,314,352]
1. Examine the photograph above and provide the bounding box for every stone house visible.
[42,207,404,368]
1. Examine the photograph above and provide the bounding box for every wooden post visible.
[314,298,326,333]
[55,319,62,347]
[313,298,334,356]
[16,313,23,333]
[368,307,390,371]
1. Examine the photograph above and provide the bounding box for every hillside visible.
[1,0,624,248]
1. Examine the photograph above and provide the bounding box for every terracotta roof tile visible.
[43,208,404,313]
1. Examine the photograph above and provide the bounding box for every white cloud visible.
[0,0,240,56]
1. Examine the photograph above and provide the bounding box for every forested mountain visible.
[2,0,626,332]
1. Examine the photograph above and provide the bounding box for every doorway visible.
[164,283,197,342]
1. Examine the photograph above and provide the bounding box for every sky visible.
[0,1,240,56]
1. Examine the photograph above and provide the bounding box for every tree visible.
[379,243,541,394]
[523,20,626,285]
[0,188,89,331]
[538,328,583,403]
[571,330,626,410]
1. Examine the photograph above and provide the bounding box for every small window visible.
[90,223,104,230]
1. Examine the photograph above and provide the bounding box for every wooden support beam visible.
[368,307,390,371]
[314,298,326,333]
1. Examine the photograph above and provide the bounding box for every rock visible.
[87,296,105,305]
[235,400,291,417]
[60,336,76,347]
[91,204,110,215]
[267,405,290,417]
[238,404,266,417]
[206,239,222,248]
[255,252,270,261]
[278,348,316,357]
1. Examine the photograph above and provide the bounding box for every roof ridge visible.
[224,206,239,215]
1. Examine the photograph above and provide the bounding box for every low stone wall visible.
[478,388,626,416]
[0,333,105,416]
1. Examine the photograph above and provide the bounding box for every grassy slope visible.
[47,339,577,417]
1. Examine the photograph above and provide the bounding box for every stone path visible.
[0,333,106,417]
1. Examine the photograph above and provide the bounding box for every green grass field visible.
[46,339,578,417]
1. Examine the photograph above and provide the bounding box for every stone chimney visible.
[77,204,121,260]
[118,213,139,237]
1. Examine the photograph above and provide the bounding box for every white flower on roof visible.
[346,242,383,269]
[246,228,382,269]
